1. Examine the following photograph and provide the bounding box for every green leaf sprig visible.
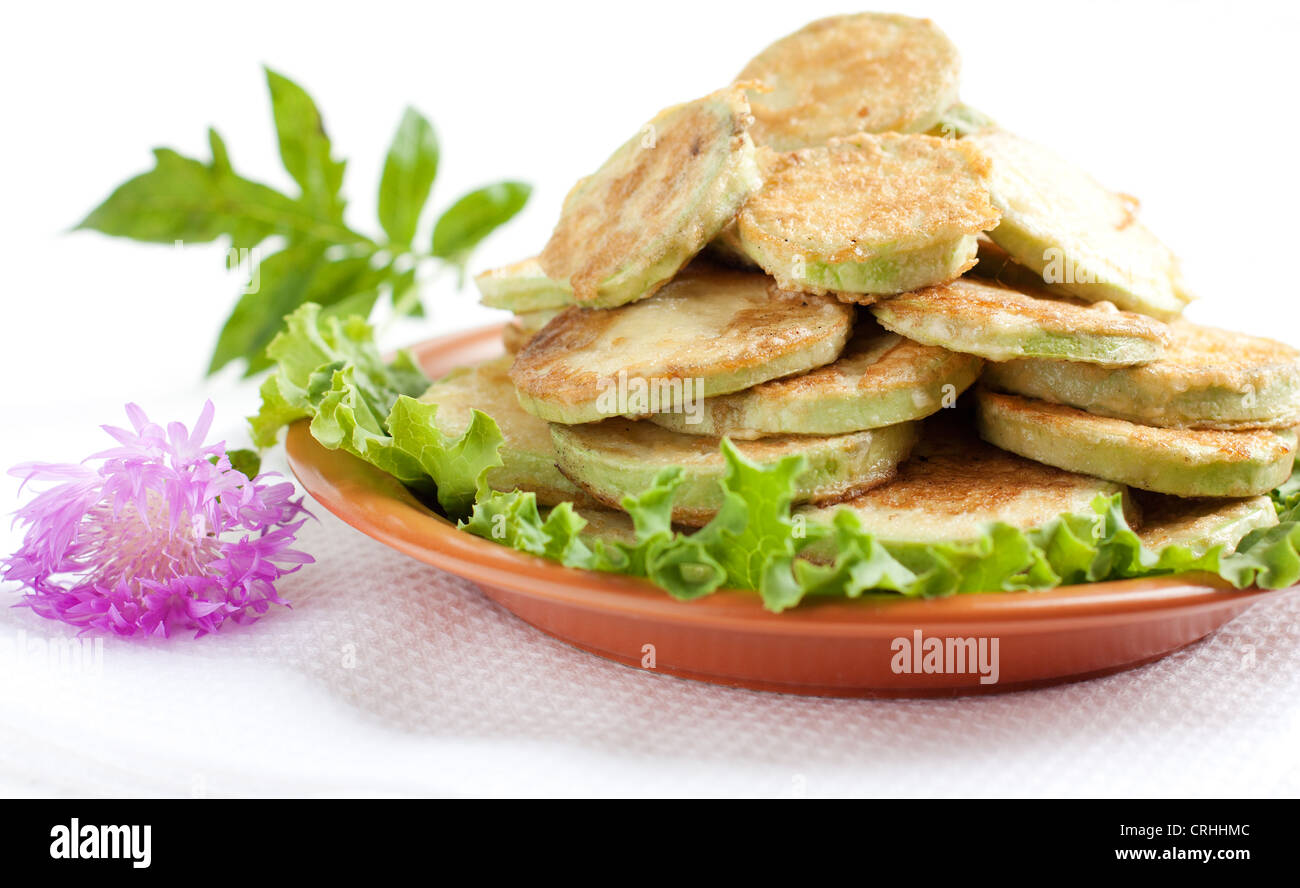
[77,67,531,377]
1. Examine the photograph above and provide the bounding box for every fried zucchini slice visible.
[702,219,759,270]
[573,506,640,547]
[538,85,763,308]
[871,277,1169,365]
[501,308,563,354]
[798,418,1125,547]
[701,146,779,270]
[552,419,918,526]
[968,233,1041,286]
[966,129,1191,319]
[736,133,998,298]
[509,265,854,425]
[650,318,982,438]
[537,505,642,547]
[975,389,1297,497]
[474,256,573,313]
[534,505,642,547]
[419,357,582,506]
[1132,492,1278,556]
[737,13,961,150]
[984,321,1300,430]
[928,103,996,139]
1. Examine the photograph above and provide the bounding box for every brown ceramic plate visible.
[284,324,1288,697]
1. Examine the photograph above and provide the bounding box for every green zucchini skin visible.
[651,322,982,438]
[871,277,1169,366]
[984,321,1300,430]
[976,389,1297,498]
[552,419,919,526]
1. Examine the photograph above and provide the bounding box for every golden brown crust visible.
[854,333,970,392]
[738,133,998,262]
[1131,492,1275,551]
[500,309,561,354]
[509,265,853,410]
[501,319,530,354]
[1133,491,1246,532]
[800,414,1127,543]
[799,468,901,509]
[983,319,1300,430]
[1152,321,1300,384]
[879,277,1170,341]
[979,389,1296,462]
[724,322,961,401]
[531,484,599,510]
[860,420,1106,517]
[738,13,961,149]
[570,506,640,544]
[508,306,618,407]
[539,86,754,304]
[834,291,883,307]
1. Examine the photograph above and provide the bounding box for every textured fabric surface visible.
[1,403,1298,798]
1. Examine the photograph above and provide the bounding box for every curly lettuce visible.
[250,303,502,513]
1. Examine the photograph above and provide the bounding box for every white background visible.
[1,1,1298,797]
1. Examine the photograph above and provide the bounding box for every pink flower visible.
[2,402,312,637]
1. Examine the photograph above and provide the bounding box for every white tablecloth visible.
[2,396,1298,798]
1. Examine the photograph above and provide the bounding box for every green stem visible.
[383,260,446,333]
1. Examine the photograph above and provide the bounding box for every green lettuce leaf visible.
[250,302,501,514]
[459,488,594,569]
[686,441,807,609]
[1269,455,1300,519]
[1221,455,1300,587]
[791,511,916,600]
[599,468,684,575]
[249,302,427,446]
[386,398,503,514]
